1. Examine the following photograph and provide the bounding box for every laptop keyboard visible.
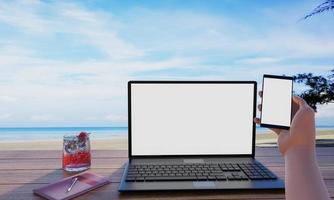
[125,162,277,182]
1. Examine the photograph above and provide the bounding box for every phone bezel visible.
[260,74,293,130]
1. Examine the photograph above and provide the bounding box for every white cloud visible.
[0,1,49,33]
[236,57,283,65]
[105,114,127,123]
[122,7,334,59]
[0,1,332,126]
[316,104,334,118]
[0,114,11,120]
[0,96,17,103]
[30,114,55,122]
[253,29,334,58]
[0,1,144,60]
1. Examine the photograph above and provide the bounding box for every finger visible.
[254,117,281,135]
[293,96,306,107]
[259,91,263,97]
[277,130,291,155]
[254,117,260,124]
[271,128,282,135]
[258,104,262,111]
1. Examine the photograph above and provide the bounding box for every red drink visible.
[63,132,91,172]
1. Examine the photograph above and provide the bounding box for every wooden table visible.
[0,147,333,200]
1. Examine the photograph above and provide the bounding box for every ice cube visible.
[64,140,78,154]
[78,138,87,151]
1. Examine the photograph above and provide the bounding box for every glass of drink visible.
[63,132,91,172]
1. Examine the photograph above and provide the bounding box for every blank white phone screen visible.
[261,78,292,127]
[131,83,255,156]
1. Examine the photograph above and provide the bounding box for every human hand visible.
[254,91,316,155]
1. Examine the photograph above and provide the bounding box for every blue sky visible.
[0,0,333,127]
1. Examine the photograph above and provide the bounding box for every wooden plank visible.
[0,147,332,159]
[0,148,333,200]
[1,166,334,186]
[2,182,334,200]
[0,168,124,184]
[0,167,284,184]
[0,155,333,170]
[0,165,249,182]
[0,183,285,200]
[257,155,334,166]
[0,158,127,170]
[0,150,128,160]
[255,147,334,156]
[0,166,295,185]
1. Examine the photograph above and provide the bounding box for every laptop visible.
[119,81,284,191]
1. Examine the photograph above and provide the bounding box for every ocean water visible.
[0,126,333,141]
[256,126,334,133]
[0,127,127,141]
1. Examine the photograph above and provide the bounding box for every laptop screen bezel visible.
[128,81,257,158]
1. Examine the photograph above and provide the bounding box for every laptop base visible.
[119,157,284,192]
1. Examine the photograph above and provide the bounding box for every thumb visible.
[277,130,292,155]
[293,95,306,108]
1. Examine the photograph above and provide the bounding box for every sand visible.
[0,137,128,150]
[0,130,333,150]
[256,130,334,147]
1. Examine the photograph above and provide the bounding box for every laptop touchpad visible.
[193,181,216,188]
[183,159,204,163]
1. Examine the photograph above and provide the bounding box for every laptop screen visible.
[129,82,256,156]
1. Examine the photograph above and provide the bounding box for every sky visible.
[0,0,333,127]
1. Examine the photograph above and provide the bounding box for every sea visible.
[0,127,127,141]
[0,126,333,141]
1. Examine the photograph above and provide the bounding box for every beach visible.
[0,130,333,150]
[0,137,128,150]
[256,130,334,147]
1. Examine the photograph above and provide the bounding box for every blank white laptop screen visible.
[130,82,255,156]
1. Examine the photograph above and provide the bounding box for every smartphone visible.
[260,74,293,130]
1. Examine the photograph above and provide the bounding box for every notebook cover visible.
[33,172,110,200]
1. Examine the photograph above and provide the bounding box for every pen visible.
[67,177,79,193]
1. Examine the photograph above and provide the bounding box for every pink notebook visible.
[33,172,110,200]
